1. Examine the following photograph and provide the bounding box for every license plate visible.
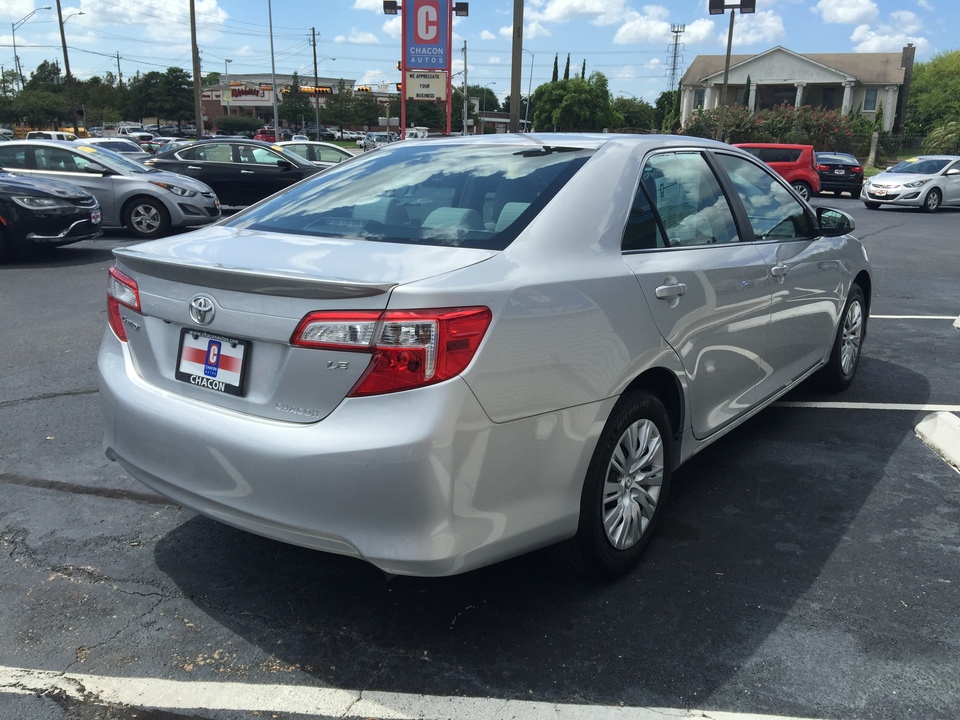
[874,189,887,197]
[91,208,102,224]
[833,169,846,175]
[175,329,249,396]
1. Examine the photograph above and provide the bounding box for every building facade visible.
[680,45,916,132]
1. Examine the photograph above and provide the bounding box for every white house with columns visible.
[679,46,915,132]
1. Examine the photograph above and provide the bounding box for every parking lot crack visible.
[0,387,99,409]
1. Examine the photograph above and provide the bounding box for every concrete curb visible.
[916,411,960,473]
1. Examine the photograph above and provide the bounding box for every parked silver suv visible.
[0,140,220,238]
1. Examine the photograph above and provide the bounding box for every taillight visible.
[816,164,830,171]
[107,266,141,341]
[852,166,863,173]
[291,307,492,396]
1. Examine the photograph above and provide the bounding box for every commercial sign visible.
[405,71,447,101]
[404,0,449,69]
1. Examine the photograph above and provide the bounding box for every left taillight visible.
[107,266,141,342]
[291,306,492,396]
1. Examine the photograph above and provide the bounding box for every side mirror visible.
[84,163,111,175]
[276,160,293,171]
[816,207,855,237]
[946,168,960,176]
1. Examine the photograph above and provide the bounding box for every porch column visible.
[680,86,693,125]
[841,81,855,116]
[704,83,715,110]
[883,85,898,131]
[748,82,758,113]
[794,82,806,108]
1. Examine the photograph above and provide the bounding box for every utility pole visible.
[54,0,79,135]
[508,0,523,132]
[462,41,468,136]
[189,0,204,135]
[116,52,123,86]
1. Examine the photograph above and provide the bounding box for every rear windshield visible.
[226,142,593,250]
[741,147,802,163]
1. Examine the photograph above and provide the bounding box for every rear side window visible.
[716,153,815,240]
[0,146,27,168]
[227,143,593,250]
[634,152,740,248]
[757,148,802,163]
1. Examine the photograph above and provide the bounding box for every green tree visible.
[159,67,194,123]
[215,114,261,135]
[551,54,559,83]
[581,59,586,80]
[353,91,382,128]
[278,72,314,126]
[77,75,122,127]
[653,89,679,132]
[12,89,69,126]
[563,53,571,81]
[125,71,164,121]
[905,50,960,133]
[532,72,616,132]
[742,75,751,107]
[323,79,359,132]
[25,60,62,92]
[611,96,655,130]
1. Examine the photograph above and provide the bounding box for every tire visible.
[921,188,941,213]
[791,181,812,201]
[562,391,673,579]
[816,283,865,392]
[864,202,881,210]
[124,197,171,239]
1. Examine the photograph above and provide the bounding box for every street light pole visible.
[709,0,755,142]
[268,0,280,141]
[522,49,534,132]
[480,82,495,135]
[224,59,232,116]
[12,7,52,91]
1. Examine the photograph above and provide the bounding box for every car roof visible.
[734,142,813,149]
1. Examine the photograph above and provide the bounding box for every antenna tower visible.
[667,23,685,90]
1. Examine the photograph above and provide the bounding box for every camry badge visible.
[189,295,216,326]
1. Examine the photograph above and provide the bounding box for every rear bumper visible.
[98,331,604,576]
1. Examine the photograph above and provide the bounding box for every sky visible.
[1,0,947,104]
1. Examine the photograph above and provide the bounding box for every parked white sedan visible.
[862,155,960,212]
[99,134,871,578]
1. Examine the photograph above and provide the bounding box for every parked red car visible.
[733,143,821,200]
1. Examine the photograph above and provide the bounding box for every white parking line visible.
[0,664,823,720]
[870,315,957,320]
[776,402,960,412]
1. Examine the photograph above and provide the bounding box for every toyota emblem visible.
[188,295,216,325]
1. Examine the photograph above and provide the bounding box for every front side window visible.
[227,142,593,250]
[640,152,740,247]
[716,153,815,240]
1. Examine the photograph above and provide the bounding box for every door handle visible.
[655,282,687,300]
[186,165,201,170]
[240,170,254,174]
[771,264,789,280]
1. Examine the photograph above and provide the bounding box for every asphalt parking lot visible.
[1,196,958,720]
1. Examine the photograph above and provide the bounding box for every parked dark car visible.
[144,138,323,208]
[816,152,864,196]
[0,171,101,261]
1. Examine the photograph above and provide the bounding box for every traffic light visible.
[357,85,372,92]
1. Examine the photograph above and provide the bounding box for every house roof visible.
[681,46,907,86]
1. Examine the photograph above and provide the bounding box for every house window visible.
[694,89,705,109]
[863,88,878,112]
[821,87,836,110]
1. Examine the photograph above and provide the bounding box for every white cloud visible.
[501,20,551,38]
[851,19,929,53]
[815,0,878,24]
[614,66,636,80]
[488,56,503,65]
[382,16,402,38]
[480,29,496,40]
[352,0,383,10]
[917,0,933,8]
[684,18,715,44]
[728,10,784,46]
[333,29,379,44]
[528,0,629,26]
[645,58,662,69]
[613,6,670,44]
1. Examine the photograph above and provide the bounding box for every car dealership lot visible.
[1,198,958,719]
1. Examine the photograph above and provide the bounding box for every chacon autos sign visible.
[404,0,449,70]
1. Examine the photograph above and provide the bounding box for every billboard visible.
[404,0,448,70]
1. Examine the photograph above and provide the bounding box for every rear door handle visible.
[655,282,687,300]
[771,264,789,280]
[186,165,201,170]
[240,170,254,174]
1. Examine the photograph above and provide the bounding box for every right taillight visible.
[816,164,830,171]
[107,266,141,342]
[852,166,864,173]
[291,306,492,396]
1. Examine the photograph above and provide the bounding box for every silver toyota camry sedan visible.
[98,134,871,578]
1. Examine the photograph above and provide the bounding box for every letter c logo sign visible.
[415,0,440,44]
